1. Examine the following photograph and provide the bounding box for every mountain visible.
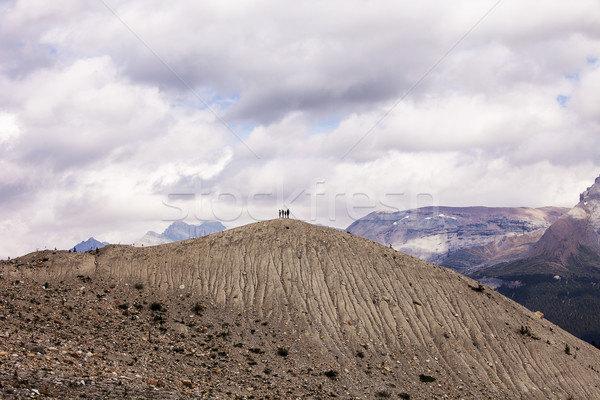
[347,206,567,273]
[473,174,600,343]
[71,237,109,252]
[135,220,226,247]
[3,219,600,398]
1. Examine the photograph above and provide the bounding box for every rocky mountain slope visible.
[347,206,567,273]
[70,237,109,252]
[2,219,600,399]
[134,221,226,247]
[474,175,600,343]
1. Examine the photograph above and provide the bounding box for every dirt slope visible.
[1,219,600,399]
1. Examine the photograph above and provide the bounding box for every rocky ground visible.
[0,266,377,399]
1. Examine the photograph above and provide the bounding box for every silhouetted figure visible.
[286,209,290,218]
[279,210,282,218]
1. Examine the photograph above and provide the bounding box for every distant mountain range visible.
[134,221,226,247]
[347,206,568,274]
[71,237,109,252]
[473,175,600,343]
[348,174,600,344]
[71,221,227,251]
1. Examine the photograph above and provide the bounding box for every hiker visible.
[286,209,290,218]
[279,210,282,218]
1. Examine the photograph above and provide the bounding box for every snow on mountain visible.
[134,221,226,247]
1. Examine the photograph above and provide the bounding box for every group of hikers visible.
[279,209,290,218]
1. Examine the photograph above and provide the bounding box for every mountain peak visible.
[135,220,226,247]
[579,174,600,203]
[71,237,109,252]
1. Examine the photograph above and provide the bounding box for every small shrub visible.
[565,344,571,355]
[263,368,272,375]
[249,348,263,354]
[356,351,365,358]
[193,303,205,314]
[375,391,391,398]
[150,302,163,312]
[277,347,289,357]
[117,303,129,310]
[399,393,411,400]
[324,370,338,380]
[419,374,436,383]
[469,283,485,292]
[134,283,144,290]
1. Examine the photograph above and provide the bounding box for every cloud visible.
[1,0,600,257]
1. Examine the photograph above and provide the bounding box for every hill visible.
[1,219,600,398]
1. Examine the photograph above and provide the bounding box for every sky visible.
[1,0,600,258]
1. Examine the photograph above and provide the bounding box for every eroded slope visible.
[2,219,599,399]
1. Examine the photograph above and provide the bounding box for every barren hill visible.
[2,219,600,399]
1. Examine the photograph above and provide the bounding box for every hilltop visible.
[1,219,599,398]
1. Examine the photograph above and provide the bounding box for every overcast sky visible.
[1,0,600,258]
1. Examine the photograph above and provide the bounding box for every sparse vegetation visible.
[399,393,411,400]
[375,390,391,398]
[150,302,163,312]
[134,283,144,290]
[419,374,436,383]
[356,350,365,358]
[277,347,289,357]
[519,325,540,340]
[469,283,485,292]
[193,302,205,314]
[324,370,338,380]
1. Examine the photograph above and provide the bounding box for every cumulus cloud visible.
[1,0,600,257]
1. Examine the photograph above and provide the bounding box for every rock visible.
[181,379,193,388]
[24,343,46,354]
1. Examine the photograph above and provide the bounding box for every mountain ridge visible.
[347,205,568,273]
[472,174,600,343]
[134,220,226,247]
[71,237,109,252]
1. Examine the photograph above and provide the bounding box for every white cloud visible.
[0,112,20,146]
[1,0,600,258]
